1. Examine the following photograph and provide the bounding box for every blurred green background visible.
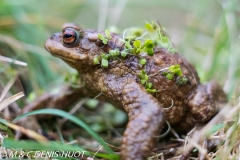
[0,0,239,99]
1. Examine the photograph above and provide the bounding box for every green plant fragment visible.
[138,74,144,80]
[140,70,146,75]
[101,53,110,60]
[162,36,170,43]
[145,22,154,32]
[105,29,112,39]
[109,49,120,57]
[101,59,109,67]
[169,64,182,76]
[146,82,153,89]
[141,79,146,84]
[176,76,188,85]
[132,29,143,37]
[103,39,108,44]
[146,48,154,56]
[144,74,149,81]
[106,54,111,60]
[166,73,173,80]
[93,57,99,64]
[146,88,157,93]
[144,39,154,48]
[138,70,148,82]
[135,48,141,54]
[125,42,132,49]
[98,34,104,40]
[133,40,142,48]
[161,71,168,76]
[101,53,106,59]
[121,51,128,57]
[139,58,146,65]
[98,34,108,44]
[175,69,182,76]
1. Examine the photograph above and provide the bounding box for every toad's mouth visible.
[54,55,76,62]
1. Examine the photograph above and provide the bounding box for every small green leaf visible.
[132,29,143,37]
[166,73,173,80]
[125,42,132,49]
[101,59,109,67]
[139,58,146,65]
[146,82,153,89]
[138,74,144,80]
[168,65,179,72]
[93,57,99,64]
[162,36,170,43]
[144,74,149,81]
[138,73,144,80]
[144,39,154,48]
[98,33,108,44]
[121,51,128,57]
[133,40,142,48]
[98,34,104,40]
[176,76,188,85]
[103,39,108,44]
[146,88,157,93]
[109,49,120,57]
[141,79,146,84]
[105,29,112,39]
[102,40,108,44]
[146,48,154,56]
[175,69,183,76]
[136,48,141,54]
[161,71,168,76]
[138,70,148,81]
[101,53,106,58]
[145,22,154,32]
[106,54,111,60]
[169,64,182,76]
[109,50,115,56]
[101,53,110,60]
[140,70,146,75]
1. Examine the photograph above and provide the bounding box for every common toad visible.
[45,23,226,160]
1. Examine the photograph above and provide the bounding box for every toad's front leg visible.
[109,79,165,160]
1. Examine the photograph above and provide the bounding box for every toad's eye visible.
[62,28,81,47]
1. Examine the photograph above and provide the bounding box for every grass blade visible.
[0,55,27,66]
[0,77,17,102]
[0,118,48,142]
[0,92,25,112]
[13,108,115,154]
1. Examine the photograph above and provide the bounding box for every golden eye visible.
[62,28,81,47]
[63,30,76,44]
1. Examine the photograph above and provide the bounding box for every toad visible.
[44,23,226,160]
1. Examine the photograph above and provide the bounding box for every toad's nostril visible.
[50,34,57,39]
[50,33,62,40]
